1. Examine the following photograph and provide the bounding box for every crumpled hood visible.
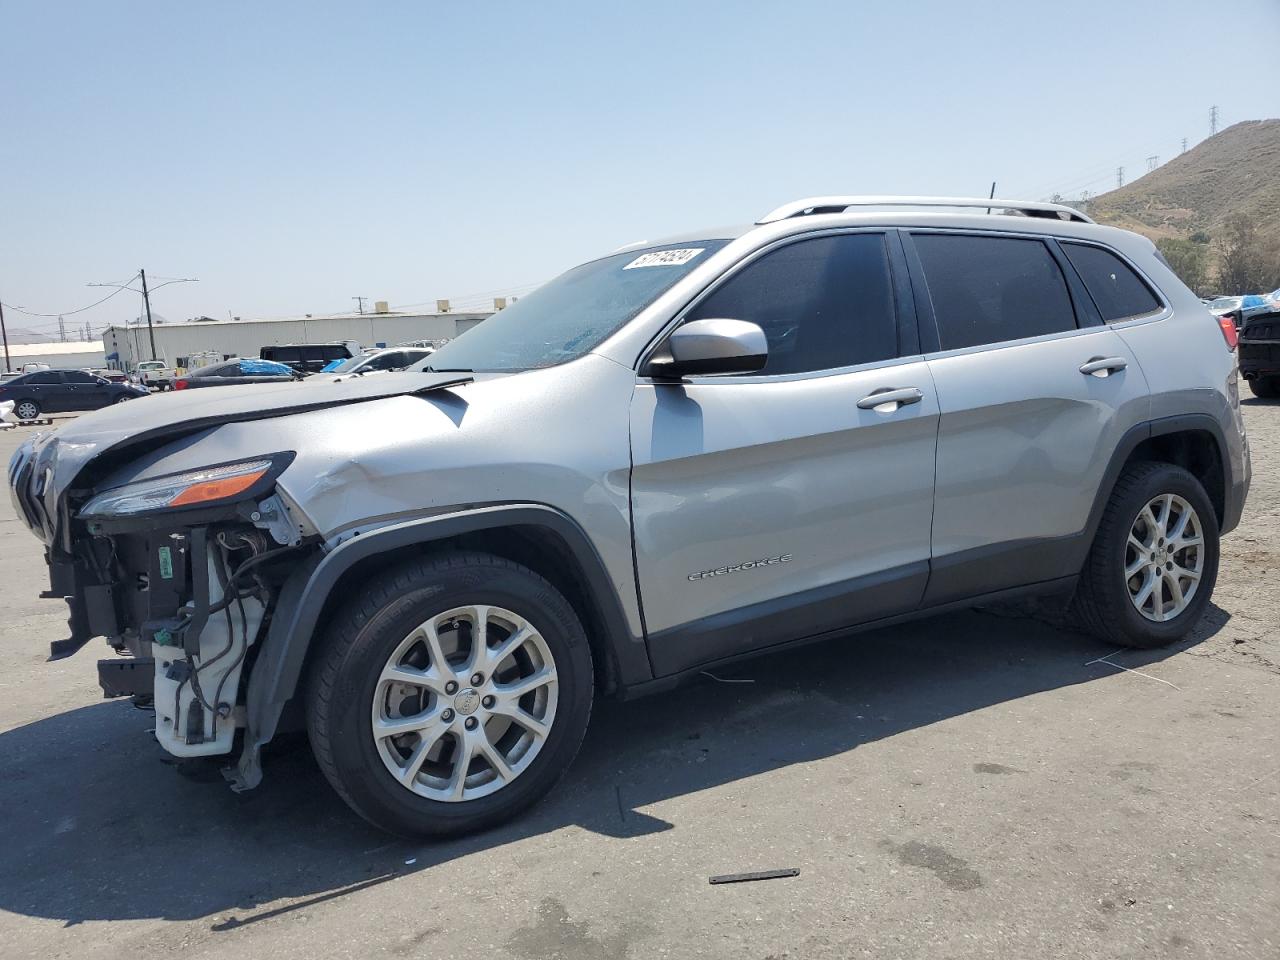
[9,371,470,546]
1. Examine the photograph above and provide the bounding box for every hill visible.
[1083,120,1280,250]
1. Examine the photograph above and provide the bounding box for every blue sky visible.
[2,0,1277,339]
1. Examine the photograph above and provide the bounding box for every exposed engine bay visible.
[68,495,305,759]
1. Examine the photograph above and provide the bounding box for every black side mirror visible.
[642,318,768,379]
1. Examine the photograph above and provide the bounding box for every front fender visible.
[229,503,649,790]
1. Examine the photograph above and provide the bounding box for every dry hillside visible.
[1086,119,1280,249]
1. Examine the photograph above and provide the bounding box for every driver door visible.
[629,231,939,676]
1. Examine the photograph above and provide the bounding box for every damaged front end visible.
[13,441,314,763]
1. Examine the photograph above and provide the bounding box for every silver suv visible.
[9,196,1251,836]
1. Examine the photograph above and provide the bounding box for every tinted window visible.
[1061,243,1161,321]
[62,370,97,384]
[27,372,61,384]
[685,233,898,375]
[266,347,302,363]
[321,345,351,360]
[913,234,1077,350]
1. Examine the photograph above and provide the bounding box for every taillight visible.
[173,379,189,390]
[1217,315,1238,351]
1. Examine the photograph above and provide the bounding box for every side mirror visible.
[643,318,768,379]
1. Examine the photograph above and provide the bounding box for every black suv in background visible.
[0,369,147,420]
[1239,311,1280,398]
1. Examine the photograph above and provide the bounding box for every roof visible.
[3,340,104,357]
[102,310,492,334]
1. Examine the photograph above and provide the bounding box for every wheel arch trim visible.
[229,503,649,791]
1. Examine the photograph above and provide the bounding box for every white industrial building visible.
[3,340,107,372]
[103,308,492,370]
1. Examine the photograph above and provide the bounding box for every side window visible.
[685,233,898,376]
[28,372,60,384]
[913,234,1078,350]
[63,371,96,384]
[1061,243,1161,322]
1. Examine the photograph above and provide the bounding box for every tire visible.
[113,394,134,404]
[306,552,594,837]
[1072,461,1219,648]
[1248,377,1279,399]
[14,400,39,421]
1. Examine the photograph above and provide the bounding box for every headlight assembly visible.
[80,456,288,518]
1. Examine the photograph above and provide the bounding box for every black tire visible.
[14,399,39,421]
[113,394,133,404]
[1072,461,1219,648]
[306,552,593,837]
[1248,377,1279,399]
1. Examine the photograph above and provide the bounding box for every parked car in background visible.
[1210,294,1276,329]
[135,359,175,390]
[173,358,301,390]
[0,368,146,419]
[261,341,361,374]
[324,346,433,375]
[92,369,129,384]
[1239,310,1280,398]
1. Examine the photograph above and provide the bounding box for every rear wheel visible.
[14,400,39,420]
[1073,462,1219,648]
[1248,377,1279,399]
[306,552,593,836]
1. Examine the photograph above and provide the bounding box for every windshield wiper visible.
[424,365,473,373]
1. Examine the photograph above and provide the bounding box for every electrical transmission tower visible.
[1146,155,1159,172]
[1181,137,1188,154]
[1116,166,1125,188]
[58,315,66,342]
[1210,105,1219,135]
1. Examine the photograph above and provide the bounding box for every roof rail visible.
[756,195,1094,225]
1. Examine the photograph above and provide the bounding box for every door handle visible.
[857,387,924,411]
[1079,356,1127,377]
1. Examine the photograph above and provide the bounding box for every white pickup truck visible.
[134,360,175,390]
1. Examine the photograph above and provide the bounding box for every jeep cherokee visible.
[8,195,1250,836]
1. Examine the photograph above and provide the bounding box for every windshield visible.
[329,354,371,373]
[419,240,728,372]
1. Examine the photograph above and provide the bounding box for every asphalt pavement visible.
[0,399,1277,959]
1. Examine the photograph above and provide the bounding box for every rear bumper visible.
[1239,338,1280,378]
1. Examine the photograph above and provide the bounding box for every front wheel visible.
[1072,462,1219,648]
[306,553,594,836]
[113,394,133,404]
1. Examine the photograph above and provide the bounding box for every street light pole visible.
[140,268,158,360]
[0,299,11,372]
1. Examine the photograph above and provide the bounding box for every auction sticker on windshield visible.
[624,248,704,269]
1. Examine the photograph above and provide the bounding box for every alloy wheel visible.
[1124,493,1204,622]
[370,604,559,802]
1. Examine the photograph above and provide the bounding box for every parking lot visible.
[0,391,1276,960]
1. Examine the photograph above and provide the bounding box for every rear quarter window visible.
[1061,243,1162,322]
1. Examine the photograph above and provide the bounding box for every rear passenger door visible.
[904,231,1151,604]
[631,231,940,675]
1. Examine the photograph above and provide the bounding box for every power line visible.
[0,277,137,318]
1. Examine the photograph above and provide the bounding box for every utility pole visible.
[58,314,66,342]
[1146,155,1159,172]
[0,299,11,372]
[1210,106,1219,136]
[1117,166,1125,188]
[139,268,157,360]
[352,296,367,315]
